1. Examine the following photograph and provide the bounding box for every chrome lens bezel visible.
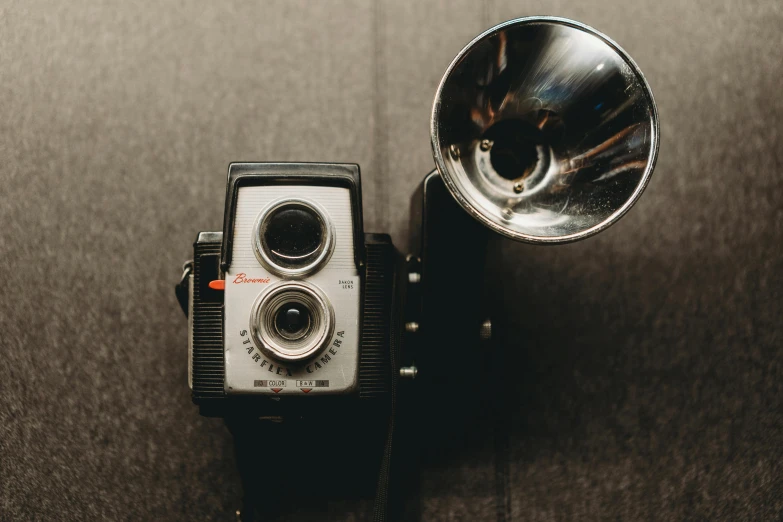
[249,281,335,362]
[252,197,335,278]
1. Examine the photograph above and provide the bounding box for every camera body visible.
[187,163,398,414]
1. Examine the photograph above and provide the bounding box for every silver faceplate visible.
[224,185,360,396]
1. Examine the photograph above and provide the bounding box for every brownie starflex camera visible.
[176,16,660,521]
[182,163,398,415]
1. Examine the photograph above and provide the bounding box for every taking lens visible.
[274,302,312,340]
[250,281,334,362]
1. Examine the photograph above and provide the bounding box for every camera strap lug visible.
[176,260,193,317]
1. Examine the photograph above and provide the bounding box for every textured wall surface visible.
[1,0,781,520]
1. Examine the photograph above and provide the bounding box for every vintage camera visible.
[177,16,660,519]
[183,163,399,417]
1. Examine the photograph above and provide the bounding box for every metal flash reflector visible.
[431,17,659,243]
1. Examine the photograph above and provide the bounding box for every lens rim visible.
[250,281,335,362]
[252,197,335,277]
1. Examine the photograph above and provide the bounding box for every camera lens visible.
[250,281,334,362]
[274,302,311,340]
[264,207,323,260]
[254,199,334,277]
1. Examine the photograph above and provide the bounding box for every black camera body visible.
[186,163,400,418]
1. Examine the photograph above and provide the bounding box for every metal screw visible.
[501,207,513,219]
[480,139,493,151]
[408,272,421,284]
[405,322,420,333]
[449,144,460,160]
[480,319,492,341]
[400,366,418,379]
[513,182,524,194]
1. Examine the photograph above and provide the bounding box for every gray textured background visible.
[1,0,782,520]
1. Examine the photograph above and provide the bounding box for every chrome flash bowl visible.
[431,17,660,243]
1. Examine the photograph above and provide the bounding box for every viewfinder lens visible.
[264,206,323,260]
[255,200,333,275]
